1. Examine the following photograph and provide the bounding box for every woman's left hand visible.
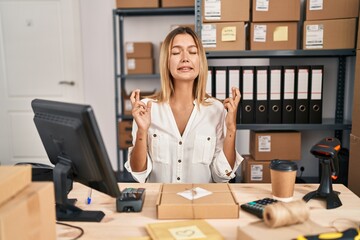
[223,87,241,132]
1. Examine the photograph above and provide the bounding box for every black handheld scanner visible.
[310,137,341,179]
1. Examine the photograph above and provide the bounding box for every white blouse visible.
[124,98,243,183]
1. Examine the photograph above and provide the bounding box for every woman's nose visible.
[181,52,189,62]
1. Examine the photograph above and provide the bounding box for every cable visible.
[56,222,84,240]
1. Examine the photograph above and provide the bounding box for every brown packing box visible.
[127,58,154,74]
[0,182,56,240]
[0,165,31,206]
[202,0,249,22]
[358,15,360,49]
[250,22,298,50]
[202,22,246,51]
[118,120,133,149]
[161,0,194,8]
[156,183,239,219]
[250,131,301,161]
[303,18,357,50]
[348,134,360,197]
[237,220,333,240]
[305,0,359,20]
[252,0,300,22]
[352,50,360,136]
[125,42,153,59]
[116,0,159,9]
[241,155,271,183]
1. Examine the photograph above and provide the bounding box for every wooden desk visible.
[56,183,360,239]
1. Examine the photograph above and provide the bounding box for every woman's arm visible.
[128,89,152,172]
[222,87,241,170]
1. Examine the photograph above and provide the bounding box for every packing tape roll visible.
[263,200,310,228]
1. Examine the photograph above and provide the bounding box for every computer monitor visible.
[31,99,121,222]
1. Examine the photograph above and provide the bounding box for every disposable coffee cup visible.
[270,160,298,202]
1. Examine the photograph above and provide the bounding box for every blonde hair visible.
[149,26,211,106]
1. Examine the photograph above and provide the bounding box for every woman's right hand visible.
[130,89,152,131]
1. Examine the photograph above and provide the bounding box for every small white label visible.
[127,59,136,69]
[204,0,221,20]
[297,69,309,99]
[251,165,263,181]
[243,70,254,100]
[126,42,134,53]
[258,135,271,152]
[201,24,217,48]
[309,0,323,11]
[177,187,212,200]
[311,69,323,100]
[270,70,281,100]
[256,0,269,11]
[254,25,267,42]
[305,24,324,49]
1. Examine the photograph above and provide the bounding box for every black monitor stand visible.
[53,156,105,222]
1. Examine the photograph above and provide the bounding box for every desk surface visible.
[56,183,360,240]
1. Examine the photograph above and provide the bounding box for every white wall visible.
[79,0,117,169]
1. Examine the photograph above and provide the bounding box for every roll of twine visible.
[263,200,310,228]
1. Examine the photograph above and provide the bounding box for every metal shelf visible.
[205,49,356,59]
[114,7,194,17]
[236,119,352,131]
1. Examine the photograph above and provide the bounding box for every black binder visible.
[295,66,310,123]
[309,65,324,123]
[241,67,255,124]
[269,66,282,124]
[282,66,296,123]
[215,67,227,100]
[228,67,241,124]
[255,66,269,124]
[207,67,214,97]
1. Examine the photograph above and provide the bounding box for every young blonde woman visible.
[125,26,243,183]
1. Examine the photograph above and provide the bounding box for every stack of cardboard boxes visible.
[348,11,360,197]
[303,0,358,50]
[125,42,154,75]
[242,131,301,183]
[250,0,300,50]
[201,0,249,51]
[0,166,56,240]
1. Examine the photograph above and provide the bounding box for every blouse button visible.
[207,137,210,141]
[177,177,180,180]
[179,141,182,145]
[153,134,157,137]
[178,159,181,163]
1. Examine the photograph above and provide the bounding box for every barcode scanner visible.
[303,137,342,209]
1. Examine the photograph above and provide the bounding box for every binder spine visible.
[241,67,255,124]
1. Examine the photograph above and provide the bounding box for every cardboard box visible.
[127,58,154,74]
[161,0,194,8]
[0,165,31,206]
[303,18,357,50]
[118,120,133,149]
[116,0,159,9]
[125,42,153,59]
[202,22,246,51]
[202,0,249,22]
[358,16,360,49]
[352,50,360,136]
[237,220,333,240]
[305,0,359,20]
[252,0,300,22]
[250,131,301,161]
[348,134,360,197]
[0,182,56,240]
[250,22,298,50]
[241,155,271,183]
[156,183,239,219]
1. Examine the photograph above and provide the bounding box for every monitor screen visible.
[31,99,121,222]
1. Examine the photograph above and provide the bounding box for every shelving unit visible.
[112,7,195,171]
